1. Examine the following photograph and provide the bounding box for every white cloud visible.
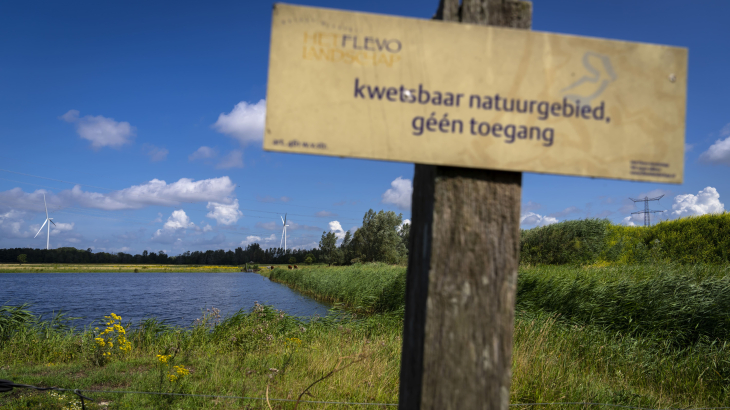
[0,177,237,212]
[329,220,346,240]
[51,222,74,234]
[206,199,242,225]
[621,215,642,226]
[243,235,261,244]
[240,234,276,246]
[212,100,266,145]
[216,150,244,169]
[189,146,218,161]
[520,212,559,227]
[700,137,730,165]
[382,177,413,210]
[153,210,196,241]
[0,209,31,238]
[201,223,214,232]
[699,123,730,165]
[399,219,411,229]
[162,210,195,230]
[671,187,725,218]
[61,110,136,149]
[142,144,168,162]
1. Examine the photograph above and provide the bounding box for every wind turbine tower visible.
[34,194,57,250]
[279,213,289,252]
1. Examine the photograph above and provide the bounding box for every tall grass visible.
[269,263,406,313]
[1,304,402,409]
[4,304,730,408]
[517,263,730,346]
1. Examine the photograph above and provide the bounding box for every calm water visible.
[0,271,331,328]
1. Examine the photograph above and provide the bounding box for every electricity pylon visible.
[628,195,664,227]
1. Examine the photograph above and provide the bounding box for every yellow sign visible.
[264,4,687,183]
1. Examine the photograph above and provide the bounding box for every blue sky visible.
[1,0,728,255]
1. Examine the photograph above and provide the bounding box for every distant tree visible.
[17,254,27,265]
[289,256,297,264]
[319,231,338,266]
[304,253,315,265]
[340,230,353,264]
[398,221,411,252]
[351,209,407,264]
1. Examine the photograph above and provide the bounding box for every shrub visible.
[520,219,611,265]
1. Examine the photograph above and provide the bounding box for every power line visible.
[0,168,114,191]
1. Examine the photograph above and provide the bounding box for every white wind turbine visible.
[34,194,57,250]
[279,213,289,252]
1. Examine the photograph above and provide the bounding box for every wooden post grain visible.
[399,1,531,409]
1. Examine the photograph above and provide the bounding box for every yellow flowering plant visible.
[90,313,132,366]
[155,350,190,396]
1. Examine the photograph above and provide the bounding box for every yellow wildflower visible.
[157,354,171,363]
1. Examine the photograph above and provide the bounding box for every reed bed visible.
[269,263,406,314]
[517,263,730,346]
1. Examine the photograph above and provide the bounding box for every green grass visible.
[5,259,730,408]
[268,263,406,314]
[1,305,403,409]
[517,263,730,347]
[4,300,730,408]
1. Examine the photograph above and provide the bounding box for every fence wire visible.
[5,379,730,410]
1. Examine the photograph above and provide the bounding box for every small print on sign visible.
[264,4,687,183]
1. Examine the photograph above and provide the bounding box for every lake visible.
[0,271,331,328]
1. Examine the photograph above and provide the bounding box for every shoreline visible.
[0,263,309,273]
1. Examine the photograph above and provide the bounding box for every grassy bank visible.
[268,264,406,314]
[1,305,403,409]
[4,301,730,408]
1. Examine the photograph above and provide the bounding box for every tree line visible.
[1,209,411,266]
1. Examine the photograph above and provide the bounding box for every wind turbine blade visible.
[284,213,287,224]
[34,219,48,238]
[281,215,285,225]
[50,219,56,226]
[44,194,49,219]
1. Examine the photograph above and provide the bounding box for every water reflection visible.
[0,271,331,328]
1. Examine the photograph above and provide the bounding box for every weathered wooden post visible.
[399,2,530,409]
[263,3,687,409]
